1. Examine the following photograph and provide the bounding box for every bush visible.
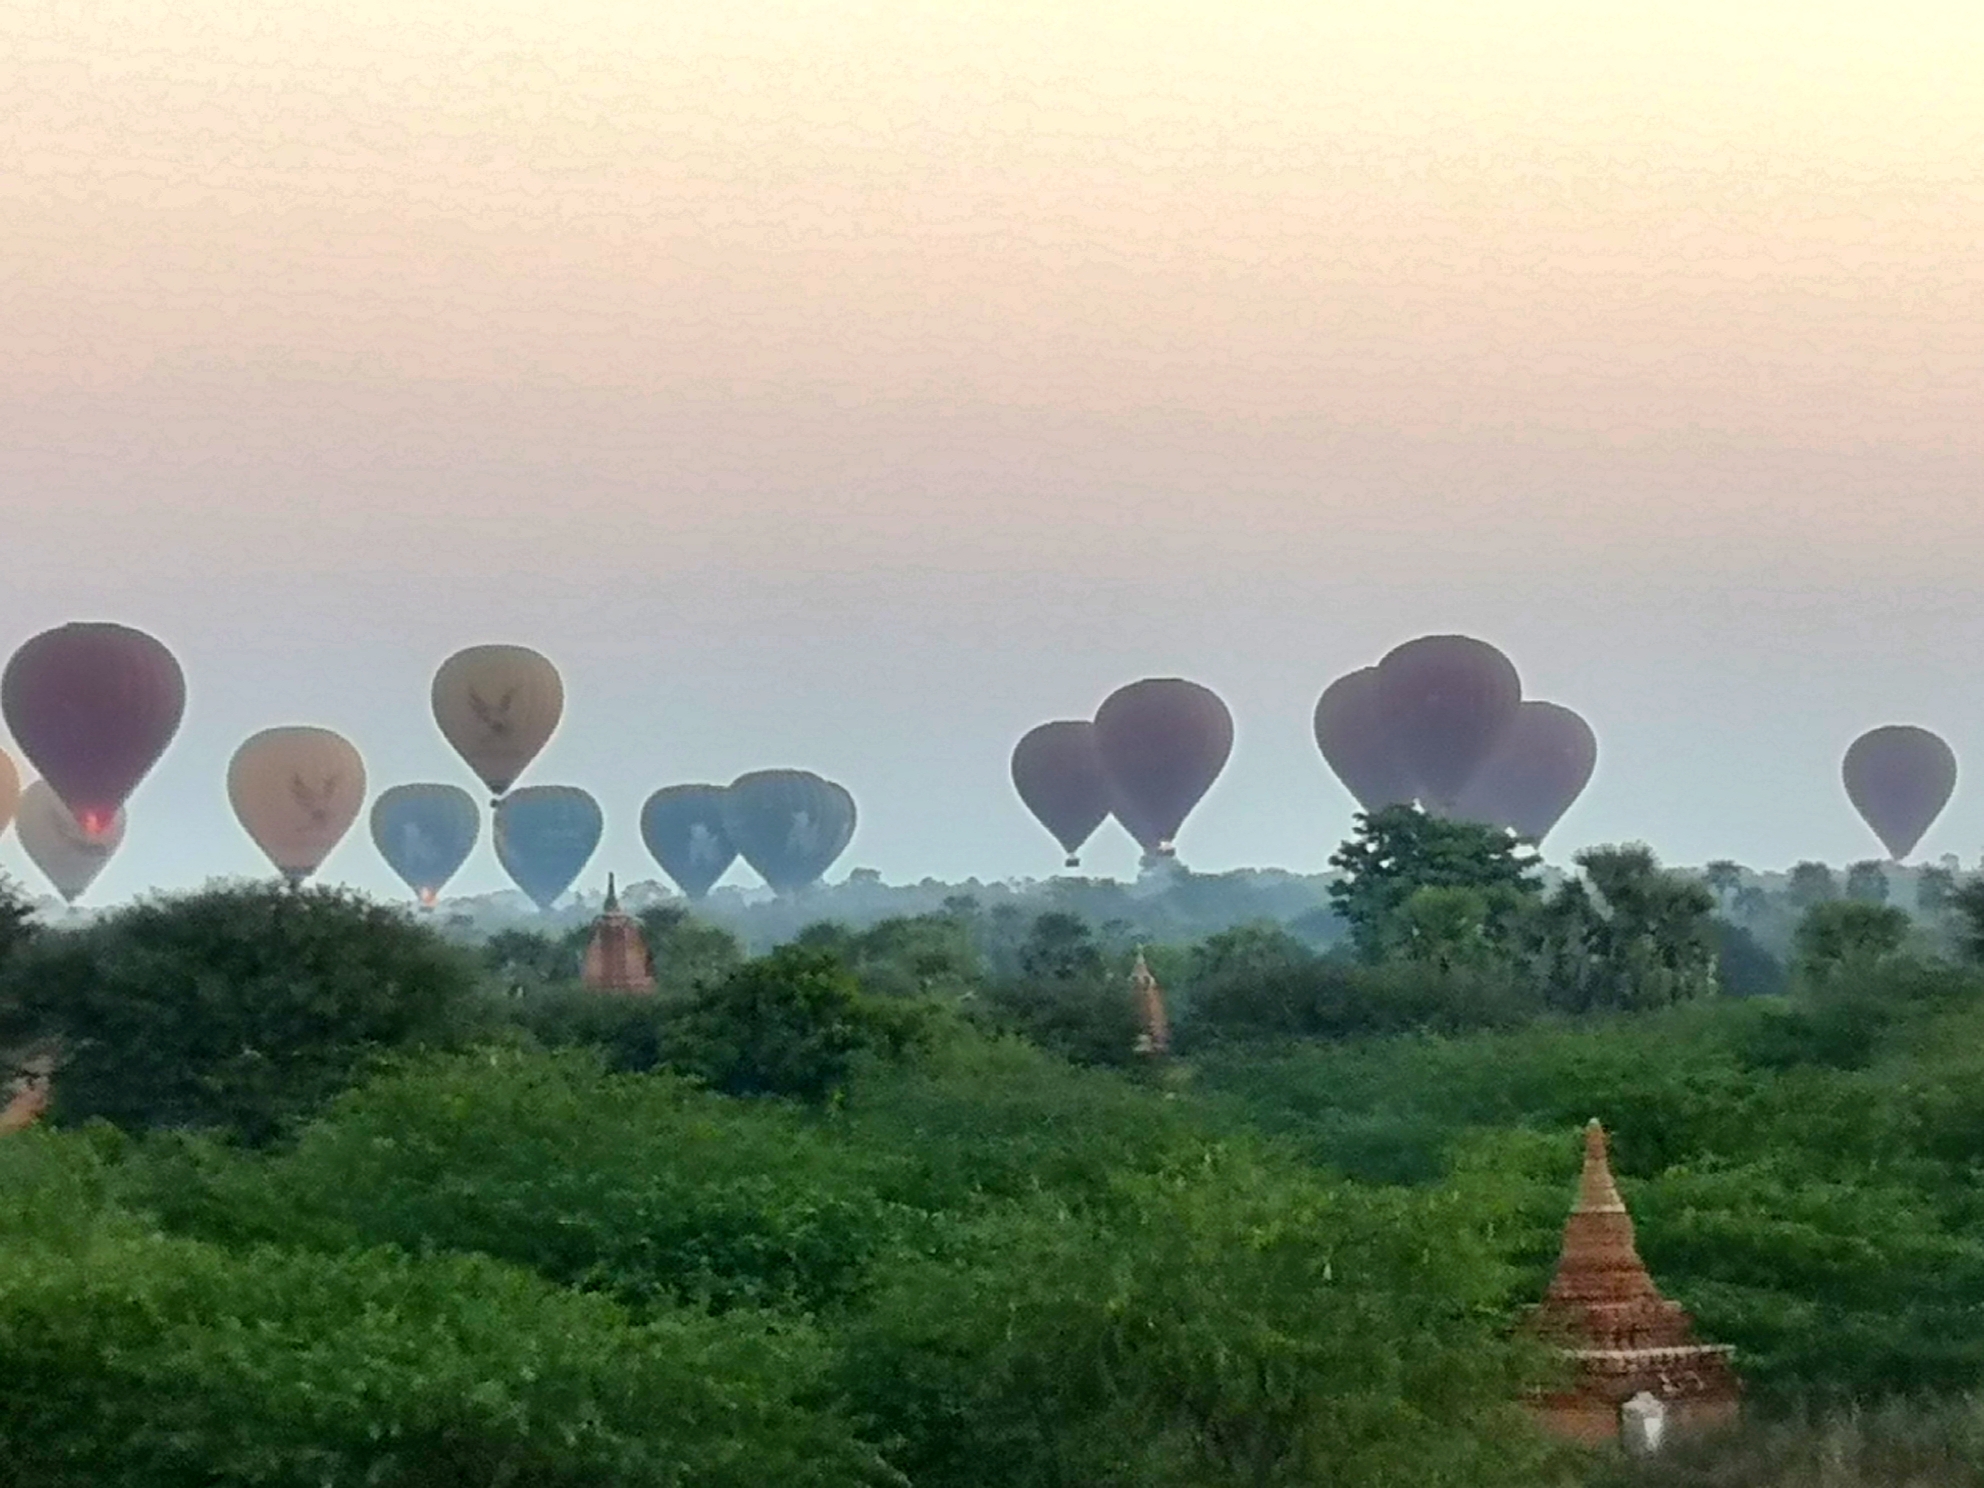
[1182,958,1538,1046]
[835,1148,1568,1488]
[661,947,930,1103]
[0,882,486,1144]
[130,1048,929,1316]
[0,1134,891,1488]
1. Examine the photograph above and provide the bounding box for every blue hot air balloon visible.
[640,784,738,899]
[722,770,856,894]
[493,785,603,911]
[370,783,481,907]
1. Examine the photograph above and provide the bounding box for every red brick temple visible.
[1526,1119,1741,1445]
[1129,948,1170,1058]
[580,875,655,994]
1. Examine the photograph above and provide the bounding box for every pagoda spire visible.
[1524,1120,1740,1445]
[581,874,654,994]
[1129,947,1170,1058]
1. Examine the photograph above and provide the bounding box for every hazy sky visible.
[4,0,1983,904]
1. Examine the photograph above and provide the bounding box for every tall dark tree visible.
[1845,860,1891,906]
[0,882,483,1143]
[1788,861,1841,911]
[1327,805,1542,963]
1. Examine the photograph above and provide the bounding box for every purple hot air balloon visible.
[1012,720,1115,868]
[1452,700,1597,843]
[1842,725,1957,861]
[2,622,186,838]
[1374,635,1521,812]
[1313,667,1416,815]
[1093,678,1233,858]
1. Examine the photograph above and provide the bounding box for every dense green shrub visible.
[0,882,486,1144]
[0,1134,893,1488]
[129,1048,929,1315]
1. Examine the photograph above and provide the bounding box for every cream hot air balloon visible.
[432,645,564,802]
[16,778,124,903]
[0,746,19,839]
[227,726,367,887]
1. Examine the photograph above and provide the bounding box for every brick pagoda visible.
[580,875,656,994]
[1129,948,1170,1058]
[1525,1119,1741,1445]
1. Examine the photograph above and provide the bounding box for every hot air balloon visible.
[1313,669,1416,815]
[227,726,367,887]
[1452,701,1597,843]
[15,778,124,903]
[493,785,602,911]
[1843,725,1957,861]
[432,645,564,801]
[2,622,185,836]
[371,784,481,908]
[0,747,19,839]
[1011,721,1115,868]
[722,770,856,894]
[640,784,738,899]
[1374,635,1520,812]
[1092,679,1233,857]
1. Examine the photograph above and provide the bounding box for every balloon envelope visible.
[1093,679,1233,856]
[228,726,367,885]
[2,621,185,836]
[1452,701,1597,843]
[1843,725,1957,861]
[0,747,18,839]
[432,645,564,798]
[640,784,738,898]
[1313,668,1416,815]
[722,770,856,894]
[1011,721,1115,867]
[1374,635,1521,811]
[15,778,124,903]
[493,785,602,911]
[371,784,480,906]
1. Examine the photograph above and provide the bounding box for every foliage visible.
[1591,1395,1984,1488]
[835,1151,1568,1488]
[1710,918,1785,999]
[661,946,930,1103]
[637,905,747,993]
[1534,845,1721,1012]
[1327,806,1543,963]
[1947,877,1984,963]
[1787,861,1841,910]
[129,1049,928,1316]
[1197,959,1984,1400]
[1844,860,1892,905]
[0,882,485,1144]
[0,1134,894,1488]
[791,912,981,1002]
[1794,900,1912,983]
[0,870,37,969]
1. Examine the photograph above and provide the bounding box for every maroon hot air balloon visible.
[1093,678,1233,857]
[1452,700,1597,843]
[1012,720,1115,868]
[1374,635,1521,812]
[2,622,186,837]
[1842,725,1956,861]
[1314,667,1416,815]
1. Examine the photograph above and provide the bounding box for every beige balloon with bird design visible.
[431,645,564,799]
[0,745,19,839]
[228,726,367,885]
[16,777,124,902]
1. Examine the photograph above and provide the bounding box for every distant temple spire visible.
[1525,1120,1740,1446]
[581,874,655,994]
[1129,948,1170,1058]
